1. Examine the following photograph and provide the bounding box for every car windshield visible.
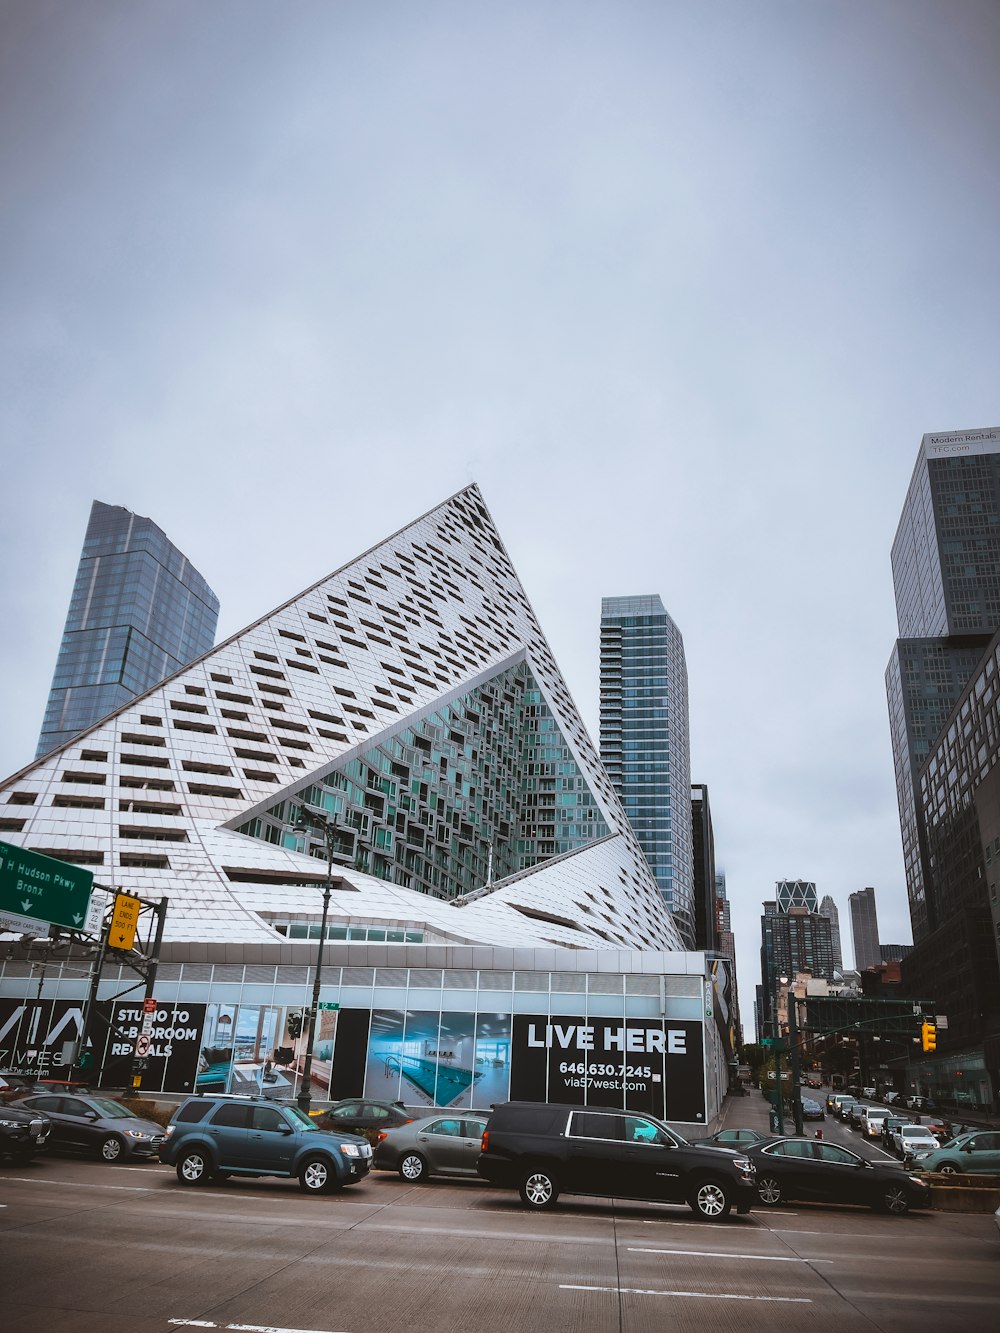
[88,1098,136,1118]
[284,1106,319,1131]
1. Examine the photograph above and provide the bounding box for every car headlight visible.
[340,1142,362,1157]
[126,1130,149,1139]
[0,1118,22,1128]
[164,1125,175,1138]
[733,1156,754,1174]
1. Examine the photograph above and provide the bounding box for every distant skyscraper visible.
[715,871,731,934]
[819,894,843,973]
[759,901,834,1036]
[36,501,220,756]
[775,879,818,913]
[691,784,717,951]
[600,594,694,945]
[886,427,1000,939]
[850,886,881,971]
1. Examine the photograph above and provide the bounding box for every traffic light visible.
[921,1021,937,1052]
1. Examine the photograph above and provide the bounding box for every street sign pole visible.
[125,897,167,1093]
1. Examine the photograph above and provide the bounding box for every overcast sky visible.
[2,1,998,1034]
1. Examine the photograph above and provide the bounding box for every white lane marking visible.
[169,1323,351,1332]
[561,1284,811,1304]
[628,1246,832,1264]
[2,1176,152,1192]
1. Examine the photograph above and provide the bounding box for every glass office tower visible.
[600,594,694,946]
[886,428,1000,939]
[36,501,220,756]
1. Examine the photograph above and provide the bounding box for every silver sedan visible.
[372,1112,488,1183]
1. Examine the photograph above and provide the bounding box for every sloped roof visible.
[1,485,683,954]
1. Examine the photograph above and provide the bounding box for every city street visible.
[2,1145,998,1333]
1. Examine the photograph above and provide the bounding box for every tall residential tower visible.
[36,501,220,757]
[600,595,694,946]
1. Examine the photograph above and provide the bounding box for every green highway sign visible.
[0,840,95,933]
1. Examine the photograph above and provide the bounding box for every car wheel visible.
[399,1152,428,1183]
[299,1155,338,1194]
[937,1163,959,1175]
[519,1168,559,1210]
[756,1176,783,1206]
[176,1149,210,1185]
[878,1184,910,1215]
[689,1179,732,1221]
[100,1134,125,1163]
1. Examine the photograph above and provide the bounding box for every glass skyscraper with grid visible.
[886,428,1000,938]
[36,501,220,757]
[600,594,694,947]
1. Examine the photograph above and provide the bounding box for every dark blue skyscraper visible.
[36,501,219,756]
[600,594,693,946]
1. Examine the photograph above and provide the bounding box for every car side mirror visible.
[84,1110,99,1120]
[279,1125,293,1135]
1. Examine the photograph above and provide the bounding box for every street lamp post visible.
[786,982,804,1136]
[290,807,338,1114]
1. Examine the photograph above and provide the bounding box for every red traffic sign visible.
[135,1034,152,1058]
[143,998,157,1014]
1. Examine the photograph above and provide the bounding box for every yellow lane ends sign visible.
[110,893,141,950]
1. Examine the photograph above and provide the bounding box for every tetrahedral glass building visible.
[0,486,732,1123]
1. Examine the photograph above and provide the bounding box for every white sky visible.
[2,1,998,1035]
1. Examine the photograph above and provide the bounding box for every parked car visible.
[862,1087,877,1100]
[13,1093,165,1162]
[0,1103,51,1162]
[697,1128,771,1147]
[477,1101,757,1220]
[800,1098,825,1122]
[884,1091,901,1105]
[748,1137,930,1214]
[912,1130,1000,1176]
[893,1124,940,1162]
[373,1111,488,1181]
[160,1094,372,1192]
[313,1099,414,1139]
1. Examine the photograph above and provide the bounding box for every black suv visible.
[159,1094,372,1194]
[0,1104,51,1162]
[477,1102,757,1220]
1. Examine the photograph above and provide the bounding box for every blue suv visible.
[159,1095,372,1194]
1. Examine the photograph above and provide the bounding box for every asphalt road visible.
[2,1148,998,1333]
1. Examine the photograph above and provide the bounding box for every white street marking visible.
[3,1176,152,1192]
[629,1246,832,1264]
[169,1322,351,1332]
[560,1284,811,1304]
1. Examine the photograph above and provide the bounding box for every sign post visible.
[0,840,94,933]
